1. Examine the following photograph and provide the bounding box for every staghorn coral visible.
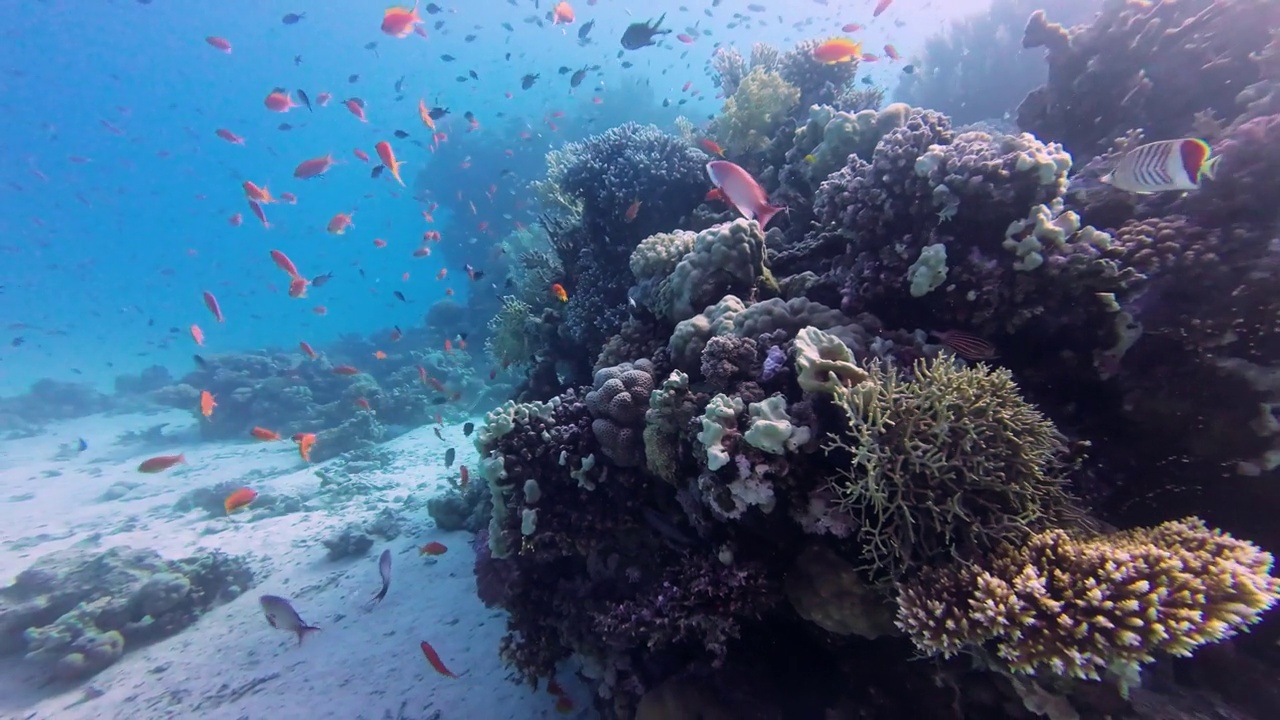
[1017,0,1277,159]
[823,352,1077,580]
[897,518,1280,686]
[718,69,801,156]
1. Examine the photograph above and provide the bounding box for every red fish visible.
[251,427,282,441]
[375,141,406,186]
[224,487,258,514]
[861,53,879,62]
[206,36,232,53]
[243,180,273,204]
[552,1,574,24]
[930,330,999,361]
[873,0,893,17]
[705,160,786,228]
[811,38,861,64]
[202,291,224,323]
[288,276,309,298]
[228,212,243,226]
[354,148,370,163]
[190,324,205,346]
[382,3,424,37]
[677,33,695,43]
[247,199,269,228]
[841,23,863,32]
[327,212,355,234]
[705,188,725,203]
[420,641,458,678]
[312,305,328,316]
[417,365,428,385]
[316,92,332,106]
[264,91,296,112]
[294,154,337,179]
[373,238,387,248]
[216,128,244,145]
[355,397,372,411]
[436,268,447,281]
[300,341,318,359]
[698,138,725,157]
[884,44,900,61]
[138,454,185,473]
[333,365,360,376]
[624,199,642,223]
[270,249,301,278]
[345,98,367,122]
[418,541,447,556]
[459,465,469,490]
[279,191,297,204]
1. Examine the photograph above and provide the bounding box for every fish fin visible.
[373,582,389,603]
[1099,173,1113,186]
[296,624,321,645]
[1200,154,1222,182]
[756,203,786,229]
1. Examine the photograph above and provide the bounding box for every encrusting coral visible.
[896,518,1280,686]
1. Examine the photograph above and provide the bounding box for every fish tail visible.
[1200,154,1222,182]
[296,624,321,645]
[757,203,786,229]
[373,581,389,602]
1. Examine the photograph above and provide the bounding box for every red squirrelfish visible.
[374,141,406,186]
[294,154,337,179]
[382,2,424,38]
[705,160,786,229]
[202,291,224,323]
[420,641,458,678]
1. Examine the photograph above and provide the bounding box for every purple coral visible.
[761,345,786,382]
[700,335,758,391]
[586,360,656,467]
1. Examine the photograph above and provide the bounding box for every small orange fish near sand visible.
[250,427,282,441]
[200,390,216,418]
[224,487,258,514]
[419,541,448,556]
[420,640,458,678]
[138,454,185,473]
[292,432,316,462]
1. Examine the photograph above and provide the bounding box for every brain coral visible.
[896,518,1280,685]
[585,360,656,467]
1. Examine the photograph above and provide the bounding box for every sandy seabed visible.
[0,410,575,720]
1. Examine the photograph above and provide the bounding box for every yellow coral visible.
[484,296,537,369]
[717,68,801,155]
[897,518,1280,687]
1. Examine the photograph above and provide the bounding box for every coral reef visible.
[717,69,801,156]
[0,546,252,681]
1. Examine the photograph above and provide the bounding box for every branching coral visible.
[718,68,801,156]
[896,518,1280,686]
[822,352,1077,580]
[485,296,539,369]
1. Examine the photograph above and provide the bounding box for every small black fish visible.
[505,52,511,61]
[372,165,385,178]
[434,20,445,30]
[433,427,444,441]
[431,396,449,405]
[359,268,367,278]
[469,69,479,80]
[297,89,312,112]
[394,129,410,138]
[558,66,572,75]
[463,422,475,437]
[429,107,449,119]
[570,67,587,87]
[373,549,391,603]
[903,64,915,74]
[282,12,306,24]
[463,111,475,123]
[425,2,442,13]
[663,98,670,107]
[621,61,634,68]
[77,438,88,452]
[278,123,293,131]
[312,272,335,287]
[621,14,670,50]
[456,76,468,83]
[10,336,23,347]
[348,74,360,83]
[294,55,303,66]
[521,73,539,90]
[578,19,595,40]
[445,448,456,468]
[502,22,514,31]
[394,291,408,303]
[441,54,456,62]
[193,354,208,368]
[394,75,406,93]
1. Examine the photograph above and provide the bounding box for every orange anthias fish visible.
[250,427,282,441]
[374,350,387,360]
[418,99,436,130]
[190,324,205,346]
[458,465,469,491]
[873,0,894,17]
[375,141,406,186]
[811,38,862,64]
[382,2,424,38]
[698,138,725,157]
[345,98,368,122]
[333,365,360,376]
[327,212,355,234]
[420,641,458,678]
[419,541,447,556]
[200,390,216,418]
[550,283,568,303]
[202,291,224,323]
[270,249,301,278]
[706,160,786,229]
[552,1,575,24]
[206,36,233,53]
[224,487,258,515]
[884,44,900,61]
[288,276,309,299]
[299,341,318,359]
[294,154,337,179]
[292,432,316,462]
[624,199,642,222]
[138,454,185,473]
[264,90,296,112]
[243,180,273,204]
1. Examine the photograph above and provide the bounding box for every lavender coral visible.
[585,360,656,467]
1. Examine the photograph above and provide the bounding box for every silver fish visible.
[373,549,392,602]
[259,595,320,645]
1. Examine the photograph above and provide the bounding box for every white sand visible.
[0,410,580,719]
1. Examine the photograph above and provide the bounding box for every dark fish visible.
[463,111,475,123]
[77,438,88,452]
[373,549,392,603]
[558,66,572,75]
[570,67,587,87]
[456,76,468,83]
[578,19,595,40]
[463,422,475,437]
[297,89,312,112]
[621,14,670,50]
[425,2,442,12]
[445,448,456,468]
[282,12,305,24]
[747,3,766,10]
[469,69,479,80]
[394,129,410,138]
[621,61,633,68]
[465,34,477,42]
[260,595,320,645]
[11,336,24,347]
[903,64,915,74]
[372,165,385,178]
[348,74,359,83]
[278,123,293,131]
[433,427,444,441]
[311,272,335,287]
[861,76,874,86]
[394,75,406,93]
[502,22,514,31]
[429,107,449,119]
[434,20,445,30]
[394,291,408,302]
[441,54,456,62]
[294,55,303,66]
[364,41,379,58]
[431,396,449,405]
[521,73,539,89]
[663,98,670,107]
[930,330,999,361]
[193,354,208,368]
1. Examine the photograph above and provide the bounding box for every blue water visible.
[0,0,963,395]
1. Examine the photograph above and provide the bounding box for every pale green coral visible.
[793,326,870,398]
[718,68,801,155]
[644,370,692,482]
[485,296,539,370]
[697,393,744,471]
[907,242,949,297]
[743,395,811,454]
[630,230,698,284]
[669,295,864,371]
[657,219,776,322]
[794,102,912,181]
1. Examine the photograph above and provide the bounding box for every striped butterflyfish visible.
[1100,138,1221,194]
